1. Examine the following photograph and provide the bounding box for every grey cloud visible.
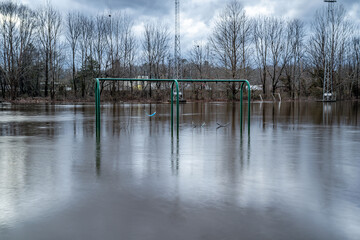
[182,0,223,24]
[22,0,360,51]
[75,0,172,16]
[42,0,359,28]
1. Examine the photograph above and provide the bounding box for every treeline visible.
[0,0,359,101]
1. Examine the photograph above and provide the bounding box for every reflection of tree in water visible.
[255,102,360,128]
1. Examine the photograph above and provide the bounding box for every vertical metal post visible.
[240,82,244,134]
[95,78,100,137]
[171,82,174,137]
[246,80,251,135]
[174,80,180,138]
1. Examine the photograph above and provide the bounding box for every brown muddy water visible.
[0,101,359,240]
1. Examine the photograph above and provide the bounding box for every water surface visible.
[0,101,359,240]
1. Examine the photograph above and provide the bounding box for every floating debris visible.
[144,110,156,117]
[192,121,206,128]
[216,122,230,129]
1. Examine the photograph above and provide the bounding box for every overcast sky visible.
[19,0,360,54]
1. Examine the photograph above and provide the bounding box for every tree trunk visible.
[262,67,266,95]
[72,52,77,97]
[45,52,49,97]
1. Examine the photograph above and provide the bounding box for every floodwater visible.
[0,101,359,240]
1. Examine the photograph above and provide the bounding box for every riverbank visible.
[1,96,359,105]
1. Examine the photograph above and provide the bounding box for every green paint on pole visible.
[240,82,244,134]
[95,78,100,138]
[171,83,174,137]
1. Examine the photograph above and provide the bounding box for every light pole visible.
[109,14,113,73]
[323,0,336,102]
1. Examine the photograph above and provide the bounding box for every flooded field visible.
[0,101,359,240]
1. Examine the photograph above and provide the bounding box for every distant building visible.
[245,85,262,91]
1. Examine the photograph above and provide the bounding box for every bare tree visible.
[308,4,352,99]
[254,16,270,95]
[142,22,169,78]
[38,2,62,100]
[0,2,37,99]
[267,17,292,95]
[190,43,211,79]
[122,17,137,92]
[121,15,137,79]
[142,22,170,97]
[66,11,81,97]
[352,37,360,98]
[209,0,251,99]
[78,15,94,98]
[189,43,211,99]
[93,14,108,77]
[103,12,137,98]
[284,19,305,99]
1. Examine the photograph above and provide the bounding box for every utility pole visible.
[323,0,336,102]
[174,0,181,79]
[109,13,116,97]
[109,14,113,73]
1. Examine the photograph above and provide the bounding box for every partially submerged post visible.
[95,79,100,138]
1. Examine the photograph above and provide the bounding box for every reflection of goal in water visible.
[95,78,251,139]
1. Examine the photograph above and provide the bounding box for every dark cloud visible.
[19,0,360,52]
[75,0,172,17]
[23,0,360,26]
